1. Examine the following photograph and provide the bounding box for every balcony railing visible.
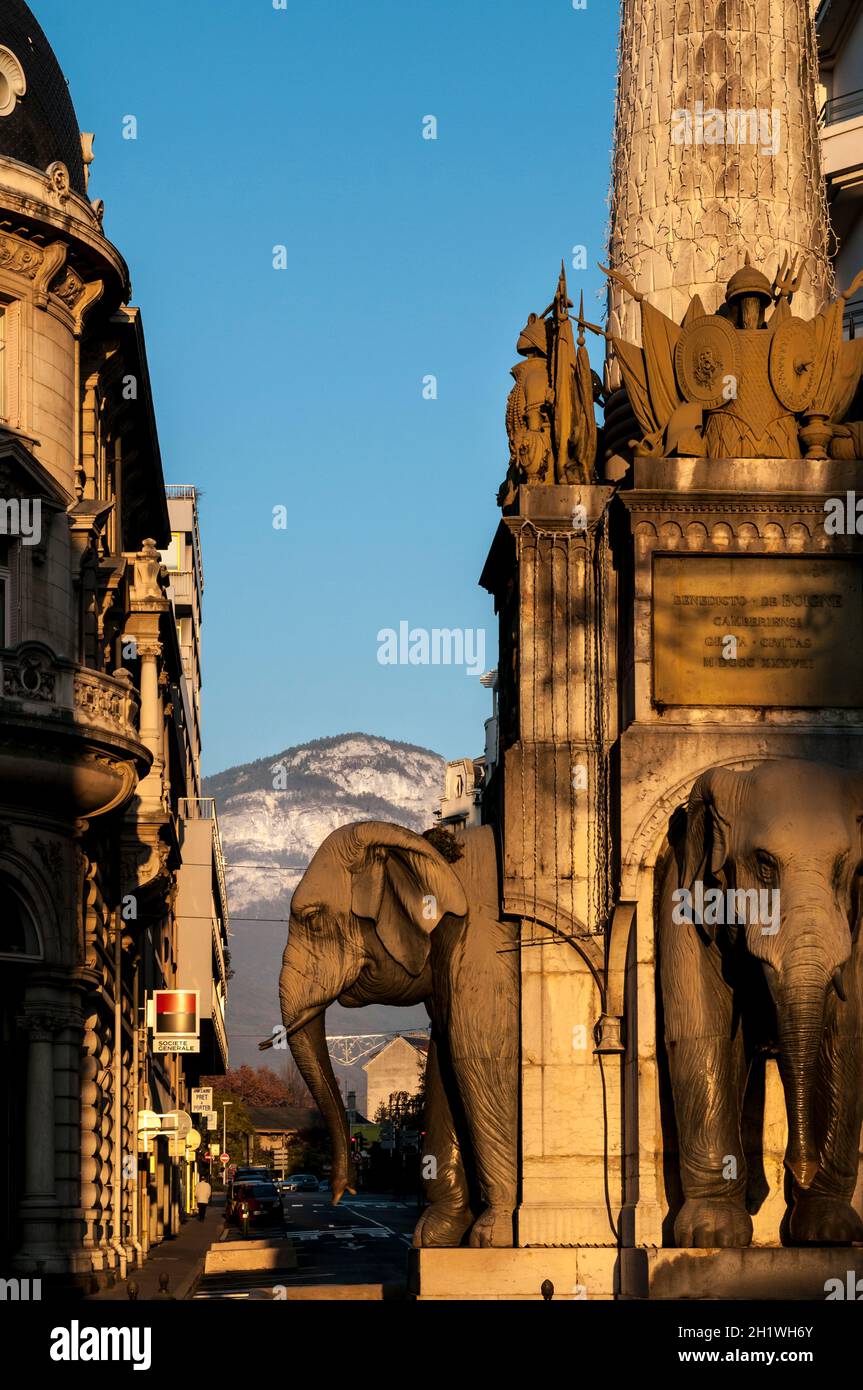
[819,89,863,127]
[845,300,863,340]
[165,485,198,500]
[0,645,140,737]
[167,570,199,606]
[211,978,228,1068]
[179,797,230,930]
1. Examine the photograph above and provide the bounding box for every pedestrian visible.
[195,1172,212,1221]
[152,1273,175,1301]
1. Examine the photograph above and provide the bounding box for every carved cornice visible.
[627,514,863,557]
[0,229,43,278]
[16,1007,79,1040]
[0,223,103,329]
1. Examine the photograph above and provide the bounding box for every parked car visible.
[283,1173,319,1192]
[225,1180,285,1227]
[233,1165,272,1182]
[318,1179,331,1192]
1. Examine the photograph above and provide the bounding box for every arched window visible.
[0,880,41,959]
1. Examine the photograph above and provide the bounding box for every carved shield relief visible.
[769,317,817,413]
[674,315,740,410]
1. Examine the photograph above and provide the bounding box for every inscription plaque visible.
[652,554,863,707]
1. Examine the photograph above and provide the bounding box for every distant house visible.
[362,1036,428,1120]
[435,757,485,829]
[246,1105,324,1172]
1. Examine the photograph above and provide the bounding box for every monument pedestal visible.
[409,1248,619,1301]
[459,462,863,1302]
[620,1248,863,1301]
[616,454,863,1254]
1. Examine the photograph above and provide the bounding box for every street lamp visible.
[222,1101,233,1160]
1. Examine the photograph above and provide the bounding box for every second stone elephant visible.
[659,758,863,1248]
[277,820,519,1248]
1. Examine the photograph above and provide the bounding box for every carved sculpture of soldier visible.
[498,265,601,507]
[600,254,863,462]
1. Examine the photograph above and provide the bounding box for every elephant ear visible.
[682,767,741,889]
[348,823,468,976]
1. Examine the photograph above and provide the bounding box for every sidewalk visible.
[87,1203,224,1302]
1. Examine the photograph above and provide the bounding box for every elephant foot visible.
[789,1196,863,1246]
[412,1202,473,1249]
[468,1205,515,1249]
[674,1199,753,1249]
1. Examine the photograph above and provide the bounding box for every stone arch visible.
[0,847,58,962]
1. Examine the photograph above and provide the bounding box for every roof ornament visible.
[0,46,26,119]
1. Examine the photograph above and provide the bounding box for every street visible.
[193,1191,420,1299]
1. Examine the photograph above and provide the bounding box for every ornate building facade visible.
[0,2,227,1284]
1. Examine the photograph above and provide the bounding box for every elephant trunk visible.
[775,967,830,1190]
[288,1012,357,1204]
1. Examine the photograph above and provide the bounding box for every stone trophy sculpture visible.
[498,264,602,506]
[599,255,863,461]
[659,760,863,1248]
[265,821,519,1248]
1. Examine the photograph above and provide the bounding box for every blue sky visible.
[40,0,618,774]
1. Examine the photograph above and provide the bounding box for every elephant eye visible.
[755,851,778,885]
[849,868,863,930]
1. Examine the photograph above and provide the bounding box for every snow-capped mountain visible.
[203,733,445,1073]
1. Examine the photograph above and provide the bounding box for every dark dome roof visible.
[0,1,85,195]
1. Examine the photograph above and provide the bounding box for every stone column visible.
[607,0,832,348]
[124,538,169,817]
[135,639,165,806]
[13,1007,68,1272]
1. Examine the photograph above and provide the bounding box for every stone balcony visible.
[0,641,150,822]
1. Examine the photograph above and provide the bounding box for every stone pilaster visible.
[482,484,622,1253]
[13,1000,77,1273]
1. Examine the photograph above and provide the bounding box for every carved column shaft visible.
[608,0,832,348]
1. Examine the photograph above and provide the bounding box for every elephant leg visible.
[450,1048,517,1248]
[440,912,518,1249]
[667,1032,753,1247]
[789,963,863,1245]
[412,1035,473,1248]
[660,864,752,1247]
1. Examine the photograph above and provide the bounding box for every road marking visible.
[341,1205,414,1247]
[342,1205,395,1232]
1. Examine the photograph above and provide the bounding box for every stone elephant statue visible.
[658,758,863,1248]
[276,820,519,1248]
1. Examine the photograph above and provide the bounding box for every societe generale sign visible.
[151,989,200,1053]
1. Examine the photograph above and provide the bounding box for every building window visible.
[0,562,11,650]
[0,881,41,959]
[163,531,183,572]
[0,300,20,427]
[0,305,5,420]
[0,540,16,648]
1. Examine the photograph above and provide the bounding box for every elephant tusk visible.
[832,967,847,1002]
